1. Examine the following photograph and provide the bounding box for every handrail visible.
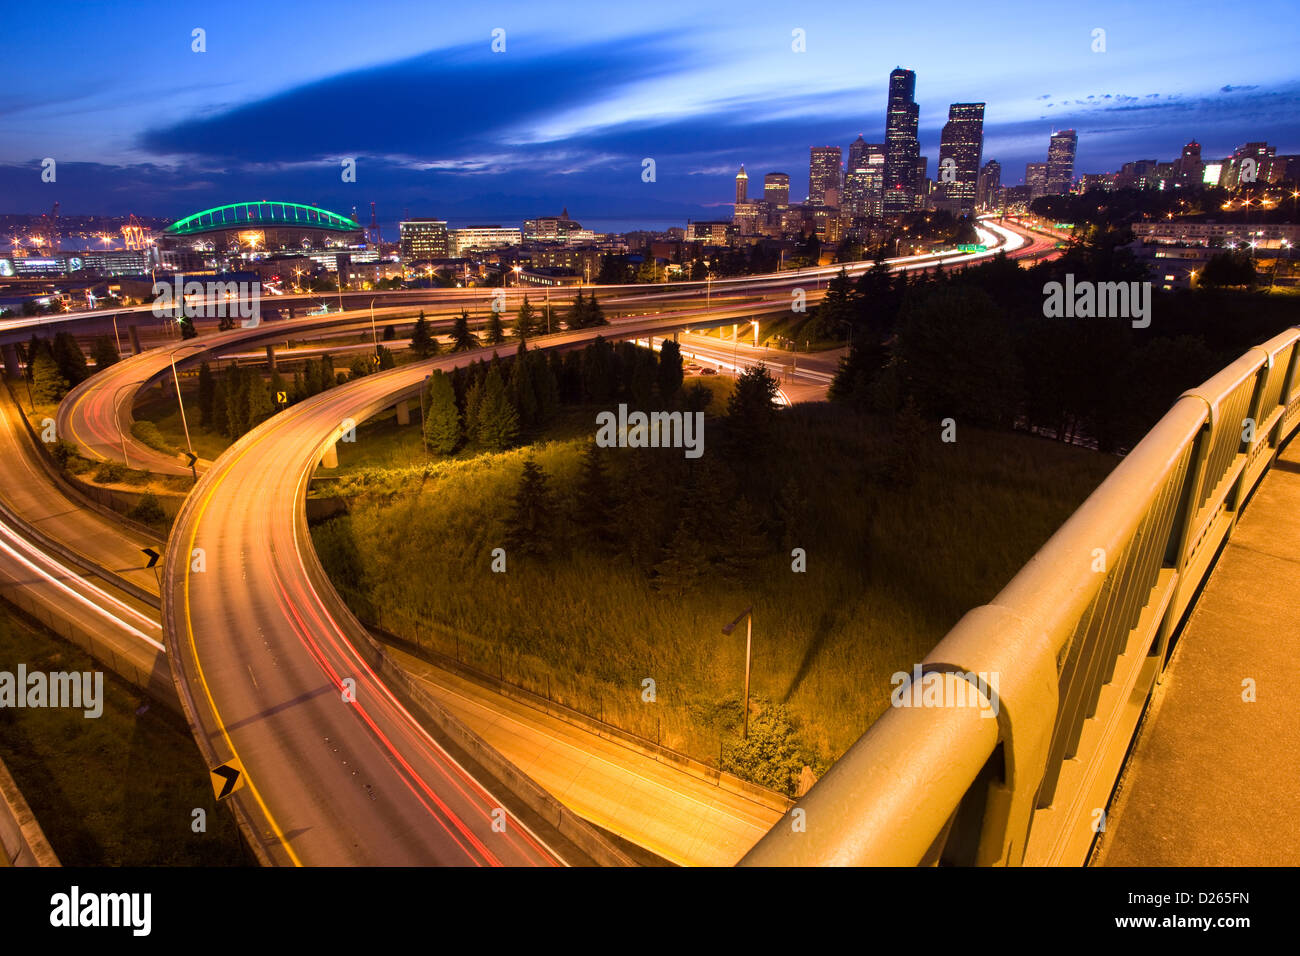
[741,326,1300,867]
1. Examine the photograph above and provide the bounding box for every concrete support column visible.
[321,440,338,469]
[288,307,296,320]
[128,325,142,355]
[672,331,679,343]
[265,344,277,371]
[395,400,411,426]
[1,343,20,379]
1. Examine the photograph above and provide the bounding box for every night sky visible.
[2,0,1298,231]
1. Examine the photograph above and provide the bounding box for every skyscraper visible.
[809,146,843,207]
[1026,162,1048,198]
[937,103,985,214]
[735,165,748,204]
[1046,130,1078,195]
[844,139,886,220]
[885,68,920,215]
[764,172,790,206]
[977,159,1001,210]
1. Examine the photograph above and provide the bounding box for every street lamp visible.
[112,379,149,469]
[168,351,197,480]
[721,606,754,739]
[368,298,379,357]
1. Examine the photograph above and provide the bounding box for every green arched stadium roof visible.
[163,201,361,236]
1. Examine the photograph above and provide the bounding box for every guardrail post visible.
[921,604,1058,865]
[1152,406,1212,679]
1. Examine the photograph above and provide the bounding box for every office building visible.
[885,68,921,214]
[1046,130,1078,195]
[937,103,985,214]
[809,147,843,207]
[1026,162,1048,198]
[399,219,449,260]
[764,172,790,206]
[735,166,748,204]
[976,159,1001,210]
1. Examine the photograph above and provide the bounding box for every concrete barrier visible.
[0,753,60,867]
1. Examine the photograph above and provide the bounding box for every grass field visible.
[312,402,1116,792]
[0,609,248,865]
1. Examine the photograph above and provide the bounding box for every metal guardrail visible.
[741,327,1300,867]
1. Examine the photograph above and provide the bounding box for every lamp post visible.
[368,298,379,357]
[721,606,754,739]
[112,379,148,469]
[167,352,197,481]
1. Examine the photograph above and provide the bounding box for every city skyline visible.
[1,0,1298,229]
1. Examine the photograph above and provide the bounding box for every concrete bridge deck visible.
[1095,439,1300,867]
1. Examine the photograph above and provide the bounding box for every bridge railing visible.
[740,327,1300,867]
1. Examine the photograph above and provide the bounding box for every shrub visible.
[92,460,126,484]
[127,491,166,524]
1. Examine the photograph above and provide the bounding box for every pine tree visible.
[376,345,396,370]
[451,311,478,351]
[51,332,88,385]
[582,337,615,403]
[726,363,780,453]
[463,380,484,444]
[720,496,770,580]
[197,362,215,427]
[211,378,229,436]
[509,342,538,429]
[90,335,119,370]
[531,350,559,424]
[657,339,684,401]
[653,519,709,595]
[245,371,272,427]
[178,315,198,339]
[587,292,607,326]
[349,355,370,379]
[476,366,519,450]
[30,354,69,404]
[514,295,537,337]
[485,311,505,345]
[423,370,461,455]
[566,289,587,329]
[410,311,435,359]
[504,457,555,557]
[572,441,613,546]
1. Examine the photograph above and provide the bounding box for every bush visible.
[127,491,166,524]
[92,460,126,484]
[130,420,173,454]
[50,440,75,471]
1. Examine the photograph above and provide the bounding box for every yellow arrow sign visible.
[210,758,246,801]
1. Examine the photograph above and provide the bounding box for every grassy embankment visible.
[0,610,248,865]
[310,399,1115,793]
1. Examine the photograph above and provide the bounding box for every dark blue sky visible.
[2,0,1298,231]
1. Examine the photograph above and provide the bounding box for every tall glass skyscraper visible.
[885,68,920,215]
[1046,130,1078,195]
[809,146,843,207]
[937,103,985,214]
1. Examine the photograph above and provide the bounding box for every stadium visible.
[158,201,363,253]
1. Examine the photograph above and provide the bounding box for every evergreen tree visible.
[90,335,119,370]
[197,362,215,427]
[657,339,684,401]
[509,341,538,429]
[653,519,709,595]
[211,378,229,436]
[504,457,555,557]
[726,363,781,453]
[587,292,607,326]
[719,496,770,580]
[463,380,484,444]
[245,371,272,427]
[476,366,519,450]
[514,295,537,337]
[376,345,396,370]
[572,441,613,546]
[178,315,198,339]
[349,355,371,379]
[531,350,560,424]
[30,353,69,404]
[485,311,506,345]
[423,370,461,455]
[582,337,615,403]
[51,332,88,385]
[566,289,588,329]
[410,311,435,359]
[451,311,478,351]
[268,370,288,410]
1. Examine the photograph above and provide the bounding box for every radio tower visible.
[368,201,380,247]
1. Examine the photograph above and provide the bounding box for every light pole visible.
[167,352,197,481]
[112,379,148,469]
[722,606,754,739]
[111,313,123,358]
[368,298,379,357]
